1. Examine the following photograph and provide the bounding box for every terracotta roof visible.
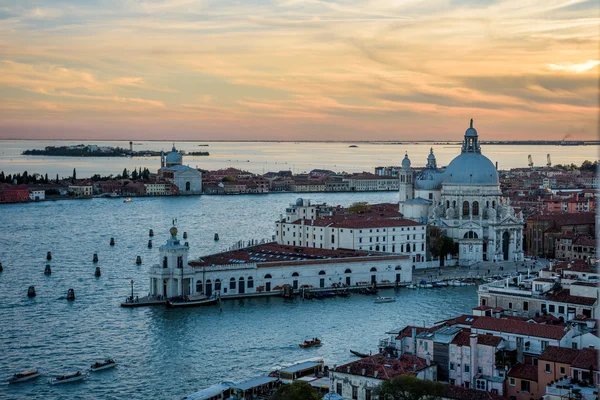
[450,331,502,347]
[508,363,538,382]
[471,317,568,340]
[442,315,480,326]
[291,216,421,229]
[473,305,492,311]
[545,289,597,306]
[571,282,599,288]
[396,326,437,340]
[571,347,599,371]
[539,346,580,364]
[334,353,433,380]
[443,385,505,400]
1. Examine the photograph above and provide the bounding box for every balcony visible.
[545,377,599,400]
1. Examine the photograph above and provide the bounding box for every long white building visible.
[148,227,414,299]
[276,199,428,266]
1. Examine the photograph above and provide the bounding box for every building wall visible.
[505,377,539,400]
[537,360,571,389]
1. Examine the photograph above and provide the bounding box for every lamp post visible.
[130,280,134,300]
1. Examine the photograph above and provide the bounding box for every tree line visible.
[1,167,152,185]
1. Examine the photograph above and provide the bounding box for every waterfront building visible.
[343,173,399,191]
[144,182,176,196]
[477,261,599,320]
[554,234,596,263]
[525,212,595,258]
[68,182,93,198]
[147,227,413,299]
[276,198,429,266]
[29,189,45,201]
[329,353,437,400]
[0,183,30,203]
[159,144,202,194]
[400,120,525,265]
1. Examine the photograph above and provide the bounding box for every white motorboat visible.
[407,284,417,289]
[123,198,132,203]
[49,371,87,385]
[374,297,396,303]
[90,359,117,372]
[8,369,41,384]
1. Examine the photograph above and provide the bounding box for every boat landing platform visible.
[120,296,166,308]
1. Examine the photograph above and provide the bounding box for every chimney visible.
[426,358,430,366]
[347,367,351,373]
[413,363,417,372]
[362,369,366,376]
[374,371,378,378]
[412,327,417,355]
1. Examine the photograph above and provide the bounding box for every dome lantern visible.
[401,152,411,170]
[462,119,481,154]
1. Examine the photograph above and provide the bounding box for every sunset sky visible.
[0,0,598,141]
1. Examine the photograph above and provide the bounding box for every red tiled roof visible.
[396,326,437,340]
[188,242,407,267]
[539,346,580,364]
[508,363,538,382]
[441,314,480,326]
[290,216,421,229]
[545,289,597,306]
[471,317,568,340]
[571,347,599,371]
[451,331,502,347]
[334,353,433,380]
[473,305,492,311]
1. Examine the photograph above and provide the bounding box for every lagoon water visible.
[0,192,478,400]
[1,140,598,178]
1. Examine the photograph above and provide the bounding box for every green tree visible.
[73,168,76,181]
[122,168,129,179]
[44,173,49,183]
[222,176,236,182]
[131,168,138,180]
[375,375,444,400]
[56,174,59,183]
[0,171,4,182]
[348,201,371,213]
[269,381,320,400]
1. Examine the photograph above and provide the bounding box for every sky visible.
[0,0,598,141]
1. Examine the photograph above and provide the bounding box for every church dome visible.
[165,144,182,165]
[443,153,499,185]
[401,152,411,169]
[415,169,444,190]
[465,118,477,137]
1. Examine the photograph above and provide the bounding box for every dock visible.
[120,295,167,308]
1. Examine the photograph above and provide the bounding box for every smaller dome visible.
[296,198,304,206]
[401,152,411,169]
[465,118,478,137]
[427,148,435,161]
[170,227,178,237]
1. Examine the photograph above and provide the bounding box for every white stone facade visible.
[400,121,525,265]
[29,190,45,201]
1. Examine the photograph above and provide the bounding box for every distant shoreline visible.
[3,139,599,145]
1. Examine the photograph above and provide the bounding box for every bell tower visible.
[398,152,414,202]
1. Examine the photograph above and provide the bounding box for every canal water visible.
[0,192,477,399]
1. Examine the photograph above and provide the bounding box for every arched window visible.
[375,245,380,251]
[462,201,470,216]
[264,274,272,279]
[472,201,479,216]
[395,266,402,270]
[370,267,377,272]
[446,200,450,209]
[196,281,203,292]
[185,181,191,191]
[318,270,326,275]
[292,272,299,277]
[492,200,496,208]
[392,245,395,252]
[247,276,254,288]
[413,243,416,252]
[463,231,479,239]
[344,268,352,274]
[214,279,221,291]
[229,277,236,290]
[331,234,335,244]
[163,256,168,268]
[239,277,244,281]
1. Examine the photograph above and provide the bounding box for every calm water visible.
[1,140,598,178]
[0,193,477,399]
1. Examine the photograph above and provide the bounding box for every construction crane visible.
[528,155,534,168]
[547,154,551,167]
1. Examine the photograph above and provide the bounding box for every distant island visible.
[22,145,209,157]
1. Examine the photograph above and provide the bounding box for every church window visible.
[446,200,450,209]
[185,181,191,191]
[163,256,168,268]
[215,279,221,291]
[429,193,433,200]
[462,201,470,216]
[464,231,478,239]
[472,201,479,216]
[247,277,253,288]
[492,201,496,208]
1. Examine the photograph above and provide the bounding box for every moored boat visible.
[90,359,117,372]
[349,349,369,358]
[8,369,41,384]
[123,198,132,203]
[166,294,218,308]
[374,296,396,303]
[49,371,87,385]
[299,338,321,348]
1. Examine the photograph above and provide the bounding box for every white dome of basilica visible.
[165,144,183,165]
[444,153,499,185]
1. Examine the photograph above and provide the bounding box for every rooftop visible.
[334,353,433,380]
[572,347,599,371]
[232,376,278,391]
[545,289,597,306]
[188,242,407,267]
[471,317,568,340]
[539,346,580,364]
[443,385,505,400]
[508,363,538,382]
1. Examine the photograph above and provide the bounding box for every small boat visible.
[123,198,132,203]
[299,338,321,348]
[374,297,396,303]
[350,350,369,358]
[166,294,218,308]
[49,371,87,385]
[358,287,378,295]
[8,369,41,384]
[90,359,117,372]
[407,284,417,289]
